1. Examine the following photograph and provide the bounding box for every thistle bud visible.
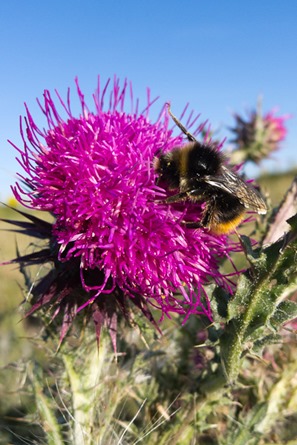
[230,99,289,164]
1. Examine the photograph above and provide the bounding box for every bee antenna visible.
[166,103,197,142]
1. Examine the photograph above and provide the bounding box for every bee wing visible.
[205,166,267,214]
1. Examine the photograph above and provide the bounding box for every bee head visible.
[154,152,180,189]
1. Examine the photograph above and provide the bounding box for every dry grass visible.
[0,169,296,444]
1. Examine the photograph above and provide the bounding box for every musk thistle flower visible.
[230,100,289,164]
[4,77,240,345]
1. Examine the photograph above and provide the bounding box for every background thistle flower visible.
[6,77,241,345]
[230,98,289,164]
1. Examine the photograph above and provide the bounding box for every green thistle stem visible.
[221,279,268,383]
[202,219,297,391]
[220,233,293,383]
[63,339,109,445]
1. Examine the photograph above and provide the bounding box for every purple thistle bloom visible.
[6,77,240,345]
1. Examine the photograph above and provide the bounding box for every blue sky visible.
[1,0,297,200]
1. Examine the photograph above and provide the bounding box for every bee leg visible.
[182,208,212,230]
[200,208,212,228]
[182,202,214,230]
[165,192,188,203]
[186,189,204,201]
[182,221,203,229]
[165,189,204,204]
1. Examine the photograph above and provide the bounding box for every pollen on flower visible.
[6,76,241,344]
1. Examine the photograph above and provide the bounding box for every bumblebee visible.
[154,105,267,235]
